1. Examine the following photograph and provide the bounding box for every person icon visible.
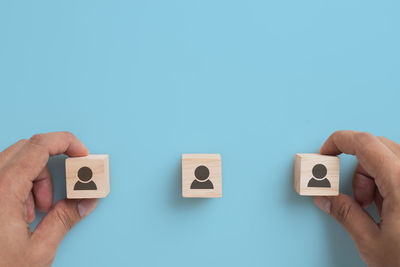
[307,164,331,188]
[190,165,214,189]
[74,166,97,191]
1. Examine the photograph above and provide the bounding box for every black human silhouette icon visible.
[307,164,331,188]
[74,166,97,191]
[190,165,214,189]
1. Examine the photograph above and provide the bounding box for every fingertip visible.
[33,171,54,213]
[26,192,36,223]
[62,131,89,157]
[319,133,338,156]
[76,146,89,157]
[353,173,375,208]
[78,198,98,218]
[313,196,331,214]
[68,141,89,157]
[319,144,328,155]
[36,197,53,213]
[28,211,35,224]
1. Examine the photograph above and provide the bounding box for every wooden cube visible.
[66,155,110,199]
[294,153,340,196]
[182,154,222,198]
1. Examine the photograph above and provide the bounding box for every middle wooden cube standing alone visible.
[182,154,222,198]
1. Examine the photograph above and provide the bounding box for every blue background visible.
[0,0,399,266]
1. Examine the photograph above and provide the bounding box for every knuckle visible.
[334,202,353,225]
[331,130,348,144]
[54,203,74,232]
[377,136,387,141]
[28,134,48,155]
[29,134,45,146]
[333,130,344,136]
[331,130,342,139]
[355,132,375,147]
[62,131,74,139]
[17,138,28,145]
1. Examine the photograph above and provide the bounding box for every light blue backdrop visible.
[1,1,399,266]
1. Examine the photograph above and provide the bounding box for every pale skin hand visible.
[314,130,400,266]
[0,132,98,267]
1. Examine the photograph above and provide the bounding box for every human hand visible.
[313,130,400,266]
[0,132,98,267]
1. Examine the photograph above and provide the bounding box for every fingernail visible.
[314,196,331,214]
[78,199,98,218]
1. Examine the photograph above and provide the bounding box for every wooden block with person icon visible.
[294,153,340,196]
[182,154,222,198]
[66,154,110,199]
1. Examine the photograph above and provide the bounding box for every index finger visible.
[0,132,88,201]
[320,130,400,199]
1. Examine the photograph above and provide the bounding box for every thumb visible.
[314,194,379,247]
[32,198,98,253]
